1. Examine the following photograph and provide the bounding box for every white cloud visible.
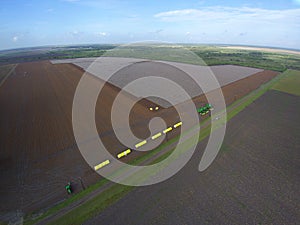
[71,30,79,35]
[69,30,84,38]
[154,7,300,24]
[12,36,18,42]
[98,32,107,36]
[154,7,300,49]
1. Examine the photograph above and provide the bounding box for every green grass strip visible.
[48,184,134,225]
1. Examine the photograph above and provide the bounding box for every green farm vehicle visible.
[197,103,213,116]
[65,182,72,194]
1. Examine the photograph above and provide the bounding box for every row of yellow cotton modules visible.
[94,121,182,171]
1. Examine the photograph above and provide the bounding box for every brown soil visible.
[0,60,278,215]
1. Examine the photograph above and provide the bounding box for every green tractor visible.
[197,103,213,116]
[65,182,72,194]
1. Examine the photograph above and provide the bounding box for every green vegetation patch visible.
[271,70,300,96]
[188,45,300,72]
[48,49,107,59]
[48,184,134,225]
[220,144,231,153]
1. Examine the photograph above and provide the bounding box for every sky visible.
[1,0,300,50]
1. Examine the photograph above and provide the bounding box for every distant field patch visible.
[271,70,300,96]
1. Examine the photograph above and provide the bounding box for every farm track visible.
[0,61,277,221]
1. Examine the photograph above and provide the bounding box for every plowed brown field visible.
[0,60,277,215]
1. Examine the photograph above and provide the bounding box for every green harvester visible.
[65,182,72,194]
[197,103,213,116]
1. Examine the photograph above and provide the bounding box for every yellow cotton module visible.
[94,159,110,171]
[117,149,131,159]
[173,121,182,128]
[151,132,162,140]
[135,140,147,148]
[163,127,172,134]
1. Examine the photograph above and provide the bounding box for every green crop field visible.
[271,70,300,96]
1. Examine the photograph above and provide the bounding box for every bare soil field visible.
[52,57,263,107]
[0,61,166,216]
[0,60,277,219]
[86,90,300,225]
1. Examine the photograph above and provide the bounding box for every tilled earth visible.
[0,60,277,218]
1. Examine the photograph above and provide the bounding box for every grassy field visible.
[47,184,134,225]
[271,69,300,96]
[188,45,300,72]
